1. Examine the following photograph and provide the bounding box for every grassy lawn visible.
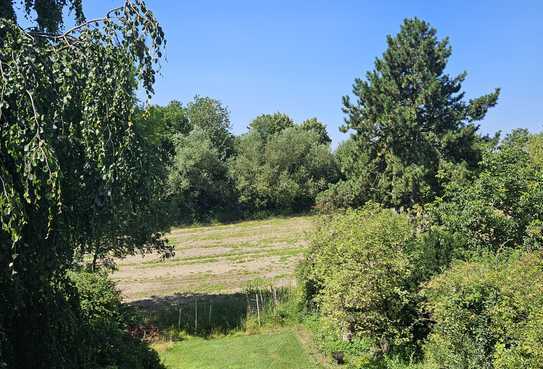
[117,215,329,368]
[158,330,320,369]
[114,215,315,301]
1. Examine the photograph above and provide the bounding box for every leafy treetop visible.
[248,112,295,142]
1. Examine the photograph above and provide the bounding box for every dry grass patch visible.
[113,215,315,301]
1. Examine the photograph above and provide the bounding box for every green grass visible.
[116,215,330,367]
[159,330,320,369]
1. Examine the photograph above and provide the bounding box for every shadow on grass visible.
[171,209,315,229]
[129,287,293,338]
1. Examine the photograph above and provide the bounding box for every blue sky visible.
[83,0,542,147]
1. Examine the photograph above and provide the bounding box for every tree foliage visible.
[248,112,295,142]
[230,119,338,214]
[422,251,543,369]
[303,130,543,367]
[1,0,85,33]
[300,205,425,356]
[340,18,499,209]
[424,130,543,260]
[0,1,167,367]
[167,127,235,222]
[300,17,541,369]
[300,117,332,145]
[135,100,190,147]
[70,271,164,369]
[186,95,235,161]
[158,97,237,222]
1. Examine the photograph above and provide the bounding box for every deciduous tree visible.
[0,1,168,366]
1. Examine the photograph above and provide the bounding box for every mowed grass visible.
[113,215,315,301]
[158,330,320,369]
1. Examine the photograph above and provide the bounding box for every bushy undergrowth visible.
[299,215,543,368]
[69,271,164,369]
[422,251,543,369]
[300,205,427,359]
[299,139,543,367]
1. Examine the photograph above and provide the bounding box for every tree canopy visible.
[231,119,338,214]
[186,96,235,160]
[340,18,500,209]
[0,1,168,367]
[248,112,295,142]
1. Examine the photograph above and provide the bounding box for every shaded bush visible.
[70,271,164,369]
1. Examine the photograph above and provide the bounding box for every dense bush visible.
[424,130,543,260]
[315,177,365,213]
[304,315,377,369]
[422,251,543,369]
[300,205,425,357]
[70,271,164,369]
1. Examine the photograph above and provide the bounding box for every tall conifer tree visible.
[342,18,500,208]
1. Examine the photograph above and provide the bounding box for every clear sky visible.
[83,0,542,147]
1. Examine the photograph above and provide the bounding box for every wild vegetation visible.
[296,19,543,369]
[1,2,541,369]
[139,101,339,223]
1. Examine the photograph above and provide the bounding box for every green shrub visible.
[426,133,543,257]
[422,251,543,369]
[304,314,376,369]
[315,179,365,212]
[300,204,424,356]
[244,285,303,332]
[70,271,164,369]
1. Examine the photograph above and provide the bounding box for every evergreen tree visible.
[342,18,499,208]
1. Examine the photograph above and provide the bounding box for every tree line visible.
[136,98,339,224]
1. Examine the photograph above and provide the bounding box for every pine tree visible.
[342,18,500,208]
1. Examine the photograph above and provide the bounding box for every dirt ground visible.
[113,215,315,301]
